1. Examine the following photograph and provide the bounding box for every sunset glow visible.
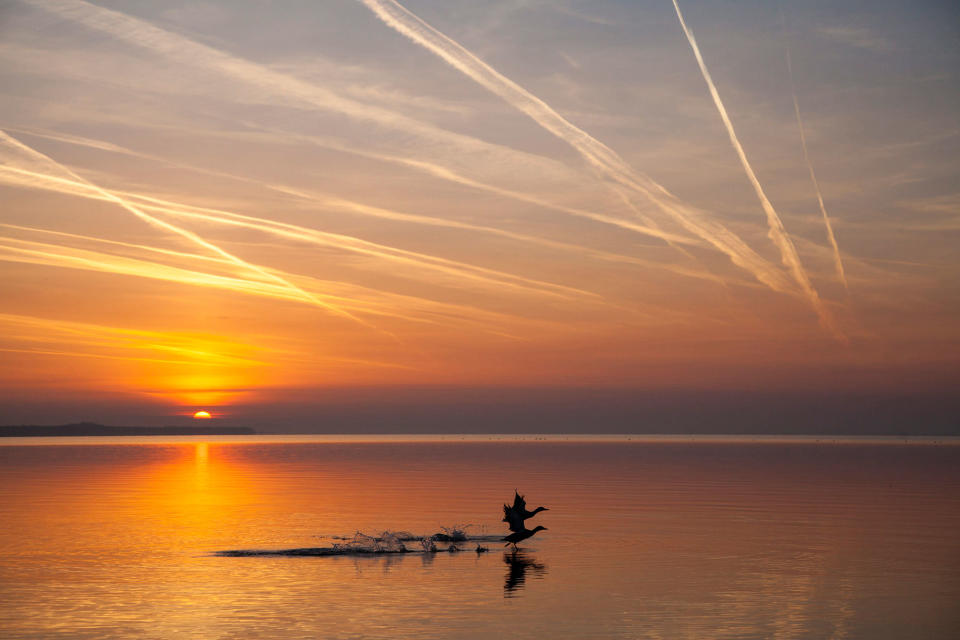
[2,3,959,637]
[0,0,956,429]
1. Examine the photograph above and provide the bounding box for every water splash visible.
[216,525,502,557]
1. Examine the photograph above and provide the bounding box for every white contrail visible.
[11,124,707,251]
[0,158,599,301]
[783,40,848,290]
[0,232,549,337]
[27,0,792,293]
[356,0,800,298]
[0,222,237,269]
[13,127,728,284]
[0,130,367,324]
[669,0,843,339]
[0,236,316,304]
[17,0,577,193]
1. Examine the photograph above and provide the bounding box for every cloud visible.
[817,26,893,53]
[11,126,726,285]
[0,136,602,303]
[670,0,844,340]
[783,42,848,290]
[0,129,367,324]
[18,0,716,255]
[357,0,801,300]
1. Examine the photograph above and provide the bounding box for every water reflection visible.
[1,440,959,638]
[503,551,547,597]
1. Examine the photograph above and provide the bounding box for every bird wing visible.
[511,491,527,512]
[503,504,525,533]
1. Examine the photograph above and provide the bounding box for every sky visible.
[0,0,957,432]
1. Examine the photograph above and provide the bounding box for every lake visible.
[1,436,958,638]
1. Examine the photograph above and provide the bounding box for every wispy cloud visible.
[13,126,728,286]
[817,26,893,53]
[0,139,602,303]
[670,0,844,340]
[0,129,367,324]
[0,312,267,367]
[782,31,848,290]
[357,0,800,300]
[18,0,718,257]
[0,224,567,338]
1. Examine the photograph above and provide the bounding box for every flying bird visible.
[502,490,549,533]
[501,490,549,550]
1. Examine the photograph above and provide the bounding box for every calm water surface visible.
[1,436,959,639]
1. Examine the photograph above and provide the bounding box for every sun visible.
[192,410,212,419]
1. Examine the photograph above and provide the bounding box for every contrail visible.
[29,0,790,292]
[356,0,799,298]
[18,0,580,194]
[13,127,725,283]
[133,195,600,301]
[0,222,237,268]
[0,236,317,304]
[0,130,367,325]
[0,158,599,302]
[781,18,848,290]
[669,0,844,339]
[0,230,553,337]
[16,123,710,251]
[0,234,522,335]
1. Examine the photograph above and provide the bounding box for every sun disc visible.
[192,410,212,419]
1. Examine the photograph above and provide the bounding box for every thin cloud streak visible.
[0,236,317,304]
[0,155,597,302]
[15,0,711,253]
[0,225,566,337]
[13,127,723,284]
[0,130,366,325]
[0,234,528,337]
[27,0,783,294]
[0,311,267,367]
[669,0,844,340]
[0,232,548,337]
[0,222,235,269]
[783,40,848,290]
[0,346,241,367]
[141,198,600,301]
[357,0,799,298]
[17,2,580,199]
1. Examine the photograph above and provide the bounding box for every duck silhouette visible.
[503,525,547,550]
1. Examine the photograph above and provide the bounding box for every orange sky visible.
[0,0,957,429]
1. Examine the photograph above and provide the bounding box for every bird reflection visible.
[503,551,547,597]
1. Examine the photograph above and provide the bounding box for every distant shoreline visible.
[0,423,256,437]
[0,431,957,446]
